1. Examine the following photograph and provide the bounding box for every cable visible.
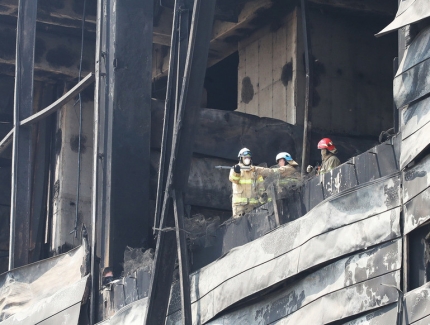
[71,0,87,240]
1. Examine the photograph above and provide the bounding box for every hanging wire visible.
[71,0,87,239]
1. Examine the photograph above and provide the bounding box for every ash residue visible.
[123,247,154,276]
[185,214,221,248]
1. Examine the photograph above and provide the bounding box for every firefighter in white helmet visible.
[276,152,300,178]
[229,148,274,218]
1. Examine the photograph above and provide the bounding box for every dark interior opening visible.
[204,51,238,111]
[408,223,430,291]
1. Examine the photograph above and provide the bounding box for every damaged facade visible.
[1,0,430,324]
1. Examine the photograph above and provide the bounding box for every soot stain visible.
[55,129,62,155]
[281,61,293,87]
[241,77,254,104]
[70,134,87,153]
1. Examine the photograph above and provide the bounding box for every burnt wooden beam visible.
[0,0,97,32]
[9,0,38,270]
[0,22,95,81]
[146,0,216,322]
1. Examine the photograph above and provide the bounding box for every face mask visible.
[243,157,251,166]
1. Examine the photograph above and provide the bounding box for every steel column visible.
[90,0,103,323]
[173,190,192,324]
[96,0,154,278]
[9,0,38,270]
[146,0,216,322]
[300,0,313,176]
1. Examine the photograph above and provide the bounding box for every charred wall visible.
[300,7,397,137]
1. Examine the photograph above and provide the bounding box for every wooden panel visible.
[237,48,246,113]
[272,80,287,121]
[272,24,288,83]
[258,32,273,91]
[258,83,273,118]
[245,40,259,116]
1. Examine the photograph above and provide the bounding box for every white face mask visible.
[243,157,251,166]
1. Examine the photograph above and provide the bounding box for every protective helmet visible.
[276,152,293,162]
[238,148,252,158]
[317,138,336,152]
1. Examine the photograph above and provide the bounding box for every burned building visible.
[1,0,430,324]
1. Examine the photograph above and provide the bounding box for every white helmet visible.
[276,152,293,162]
[238,148,252,158]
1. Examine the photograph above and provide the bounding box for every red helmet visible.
[318,138,336,151]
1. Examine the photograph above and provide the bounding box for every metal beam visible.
[173,190,192,325]
[96,0,153,279]
[0,73,95,156]
[21,73,94,126]
[90,0,102,323]
[9,0,38,270]
[146,0,216,322]
[300,0,313,176]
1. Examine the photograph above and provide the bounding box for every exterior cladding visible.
[96,12,430,324]
[160,7,430,325]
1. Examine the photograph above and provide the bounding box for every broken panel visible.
[376,0,430,36]
[0,243,89,323]
[96,298,148,325]
[403,281,430,324]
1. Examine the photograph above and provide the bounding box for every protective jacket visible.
[229,163,274,218]
[320,153,340,174]
[278,161,300,184]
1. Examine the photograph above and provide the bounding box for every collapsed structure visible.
[1,0,430,324]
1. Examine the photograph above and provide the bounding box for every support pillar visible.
[9,0,38,270]
[97,0,153,277]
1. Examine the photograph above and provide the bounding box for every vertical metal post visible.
[146,0,216,322]
[172,190,192,325]
[393,57,399,133]
[300,0,313,176]
[9,0,38,270]
[90,0,103,323]
[97,0,153,276]
[154,0,183,232]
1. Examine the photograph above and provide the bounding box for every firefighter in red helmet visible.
[307,138,341,174]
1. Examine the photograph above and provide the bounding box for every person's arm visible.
[278,165,300,178]
[229,167,241,184]
[253,165,275,178]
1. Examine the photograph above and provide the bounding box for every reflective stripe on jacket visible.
[229,164,273,207]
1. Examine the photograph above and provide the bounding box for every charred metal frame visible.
[146,0,216,323]
[300,0,314,176]
[8,0,38,270]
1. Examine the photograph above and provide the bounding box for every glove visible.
[306,165,314,173]
[234,164,241,173]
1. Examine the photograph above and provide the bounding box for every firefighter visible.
[229,148,274,218]
[307,138,341,174]
[275,152,301,188]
